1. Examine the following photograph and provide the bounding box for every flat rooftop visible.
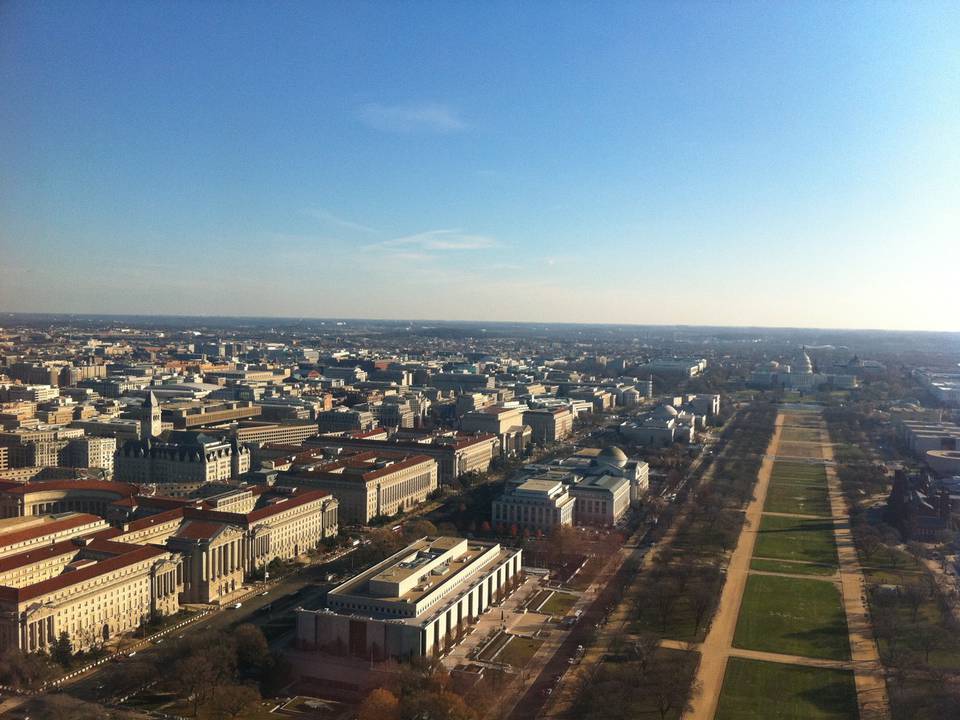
[330,536,501,607]
[515,478,563,495]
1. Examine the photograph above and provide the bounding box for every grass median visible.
[734,574,850,660]
[716,657,858,720]
[754,515,838,567]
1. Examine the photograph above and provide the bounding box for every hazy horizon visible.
[2,1,958,332]
[3,309,960,336]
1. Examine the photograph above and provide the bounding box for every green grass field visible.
[777,441,823,459]
[764,482,831,516]
[734,574,850,660]
[497,635,543,668]
[779,427,823,444]
[715,658,858,720]
[754,515,838,567]
[750,558,837,577]
[770,461,828,486]
[540,591,577,616]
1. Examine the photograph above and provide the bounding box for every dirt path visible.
[682,413,785,720]
[661,638,854,670]
[539,428,730,719]
[683,411,890,720]
[821,427,891,720]
[747,569,841,582]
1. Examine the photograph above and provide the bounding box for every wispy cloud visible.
[357,102,466,133]
[304,208,378,234]
[378,229,498,251]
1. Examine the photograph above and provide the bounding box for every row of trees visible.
[636,403,776,638]
[356,657,487,720]
[567,402,776,719]
[96,623,284,718]
[572,641,701,720]
[824,394,960,720]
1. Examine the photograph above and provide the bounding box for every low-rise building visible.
[0,480,139,518]
[0,537,182,653]
[305,432,497,486]
[569,474,630,526]
[639,358,706,378]
[162,400,262,429]
[523,407,573,445]
[317,408,377,434]
[279,451,437,524]
[294,536,521,661]
[0,513,110,559]
[461,405,531,457]
[114,431,250,494]
[492,478,574,532]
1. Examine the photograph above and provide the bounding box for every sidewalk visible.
[682,413,784,720]
[822,426,890,720]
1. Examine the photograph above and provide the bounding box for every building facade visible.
[114,431,250,494]
[523,407,574,445]
[0,537,182,653]
[280,452,438,524]
[295,536,521,661]
[492,478,575,532]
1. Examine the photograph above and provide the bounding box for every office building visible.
[317,408,377,434]
[461,405,531,457]
[114,431,250,494]
[295,536,521,661]
[280,451,438,524]
[0,536,182,653]
[162,399,262,429]
[523,407,574,445]
[306,432,497,486]
[569,474,631,526]
[492,478,574,532]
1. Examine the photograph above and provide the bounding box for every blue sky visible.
[1,1,958,330]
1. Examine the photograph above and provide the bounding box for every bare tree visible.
[691,581,717,637]
[647,664,700,720]
[902,583,926,625]
[209,683,261,720]
[629,631,662,675]
[651,578,680,633]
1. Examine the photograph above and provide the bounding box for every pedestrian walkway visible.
[682,413,784,720]
[682,410,890,720]
[822,428,890,720]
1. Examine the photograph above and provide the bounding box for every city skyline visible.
[2,1,959,331]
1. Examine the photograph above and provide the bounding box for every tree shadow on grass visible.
[796,678,859,718]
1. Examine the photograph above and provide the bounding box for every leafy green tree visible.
[51,630,74,668]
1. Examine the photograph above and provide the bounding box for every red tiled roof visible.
[345,427,389,439]
[174,520,225,541]
[480,405,514,415]
[185,488,332,526]
[143,495,198,508]
[121,507,186,533]
[83,538,139,555]
[0,541,78,575]
[0,544,168,604]
[0,513,105,547]
[451,433,497,449]
[262,441,311,449]
[1,481,139,496]
[246,489,331,522]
